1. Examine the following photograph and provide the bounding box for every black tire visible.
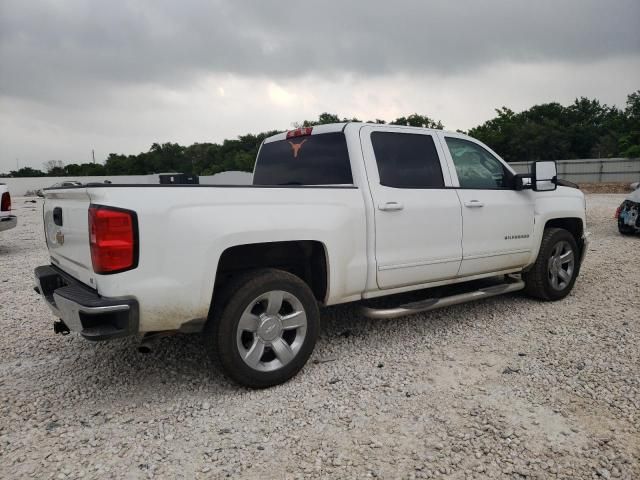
[523,228,579,301]
[204,268,319,388]
[618,220,634,235]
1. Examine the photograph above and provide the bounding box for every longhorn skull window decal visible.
[287,139,307,158]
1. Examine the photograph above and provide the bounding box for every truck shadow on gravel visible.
[59,290,528,401]
[64,334,241,395]
[0,243,33,255]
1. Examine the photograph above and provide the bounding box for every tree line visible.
[3,91,638,178]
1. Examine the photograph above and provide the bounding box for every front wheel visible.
[523,228,579,301]
[205,269,319,388]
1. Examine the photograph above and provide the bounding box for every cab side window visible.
[445,137,513,189]
[371,132,444,188]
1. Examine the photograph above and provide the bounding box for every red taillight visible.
[286,127,313,139]
[614,206,622,218]
[88,206,137,274]
[1,192,10,212]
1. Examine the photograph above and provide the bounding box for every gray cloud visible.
[1,0,639,103]
[1,0,639,172]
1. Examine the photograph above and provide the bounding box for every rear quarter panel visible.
[86,186,367,332]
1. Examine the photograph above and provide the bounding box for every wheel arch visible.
[210,240,329,317]
[525,216,586,271]
[544,217,584,244]
[544,217,587,267]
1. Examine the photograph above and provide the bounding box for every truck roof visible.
[263,122,464,144]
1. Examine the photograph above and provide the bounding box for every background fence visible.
[510,158,640,184]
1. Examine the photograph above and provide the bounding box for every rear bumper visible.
[34,265,139,341]
[0,215,17,232]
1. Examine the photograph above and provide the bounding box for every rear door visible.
[360,126,463,289]
[438,133,535,276]
[43,188,95,287]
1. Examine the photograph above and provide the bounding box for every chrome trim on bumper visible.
[52,292,131,332]
[34,265,139,340]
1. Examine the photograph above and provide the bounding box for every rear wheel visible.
[524,228,579,301]
[205,269,319,388]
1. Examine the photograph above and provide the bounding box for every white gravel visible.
[1,194,638,479]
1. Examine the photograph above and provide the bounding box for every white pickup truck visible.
[35,123,588,387]
[0,183,17,233]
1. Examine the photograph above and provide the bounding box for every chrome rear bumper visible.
[34,265,139,341]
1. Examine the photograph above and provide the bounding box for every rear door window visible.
[371,132,445,188]
[253,132,353,185]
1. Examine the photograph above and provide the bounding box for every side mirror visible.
[532,161,557,192]
[514,174,532,191]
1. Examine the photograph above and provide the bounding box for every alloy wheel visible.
[547,240,575,291]
[236,290,308,372]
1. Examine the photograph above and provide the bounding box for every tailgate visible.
[43,188,94,287]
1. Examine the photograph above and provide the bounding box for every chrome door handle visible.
[378,202,404,211]
[464,200,484,208]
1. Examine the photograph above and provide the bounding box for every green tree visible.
[619,90,640,157]
[43,159,65,176]
[8,167,46,177]
[5,92,638,178]
[390,113,444,129]
[104,154,134,175]
[468,95,635,162]
[297,112,363,127]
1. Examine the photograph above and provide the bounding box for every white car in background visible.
[0,183,17,232]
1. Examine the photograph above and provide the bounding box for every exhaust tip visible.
[137,344,152,354]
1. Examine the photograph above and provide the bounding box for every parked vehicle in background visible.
[158,173,199,184]
[34,123,589,388]
[615,187,640,234]
[36,181,83,197]
[0,183,17,233]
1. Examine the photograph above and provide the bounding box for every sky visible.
[1,0,639,173]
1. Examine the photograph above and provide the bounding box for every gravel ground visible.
[1,194,638,479]
[578,183,635,194]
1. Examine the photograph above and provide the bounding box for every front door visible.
[360,126,463,289]
[438,133,535,276]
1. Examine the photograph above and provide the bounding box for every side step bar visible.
[360,277,526,320]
